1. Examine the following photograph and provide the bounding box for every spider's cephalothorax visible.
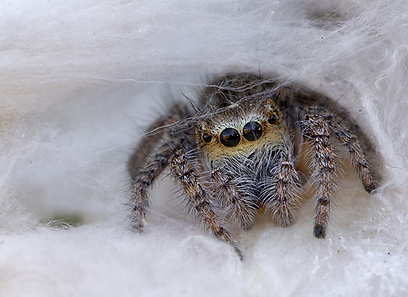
[128,73,380,259]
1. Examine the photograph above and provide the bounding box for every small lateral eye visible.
[202,133,212,142]
[267,114,277,125]
[220,128,240,147]
[243,121,263,141]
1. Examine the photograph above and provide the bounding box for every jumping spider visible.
[128,73,379,259]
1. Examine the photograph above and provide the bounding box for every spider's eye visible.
[220,128,240,147]
[243,121,263,141]
[202,133,212,142]
[267,114,277,125]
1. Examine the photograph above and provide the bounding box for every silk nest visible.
[0,0,407,296]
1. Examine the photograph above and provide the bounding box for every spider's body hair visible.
[208,142,301,228]
[128,73,381,258]
[197,95,287,166]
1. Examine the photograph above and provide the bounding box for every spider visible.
[128,73,379,259]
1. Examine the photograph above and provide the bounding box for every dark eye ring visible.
[202,133,212,142]
[267,114,277,125]
[220,128,240,147]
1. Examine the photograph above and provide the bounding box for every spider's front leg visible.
[264,146,302,227]
[169,147,243,259]
[303,114,336,238]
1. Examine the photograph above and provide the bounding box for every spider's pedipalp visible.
[211,169,258,229]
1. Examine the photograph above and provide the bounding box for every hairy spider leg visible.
[169,147,243,259]
[303,115,336,239]
[129,103,191,231]
[130,142,174,232]
[328,120,377,193]
[128,103,189,180]
[264,145,302,227]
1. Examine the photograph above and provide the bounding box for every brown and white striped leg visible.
[211,169,257,229]
[329,121,377,193]
[169,148,243,259]
[268,149,301,227]
[303,115,336,238]
[130,143,174,232]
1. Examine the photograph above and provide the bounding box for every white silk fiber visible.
[0,0,407,296]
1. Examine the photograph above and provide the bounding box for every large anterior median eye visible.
[243,121,263,141]
[220,128,240,147]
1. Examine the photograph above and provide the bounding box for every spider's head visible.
[196,97,287,166]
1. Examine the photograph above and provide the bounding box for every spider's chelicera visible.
[128,73,380,259]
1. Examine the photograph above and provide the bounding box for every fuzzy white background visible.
[0,0,407,296]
